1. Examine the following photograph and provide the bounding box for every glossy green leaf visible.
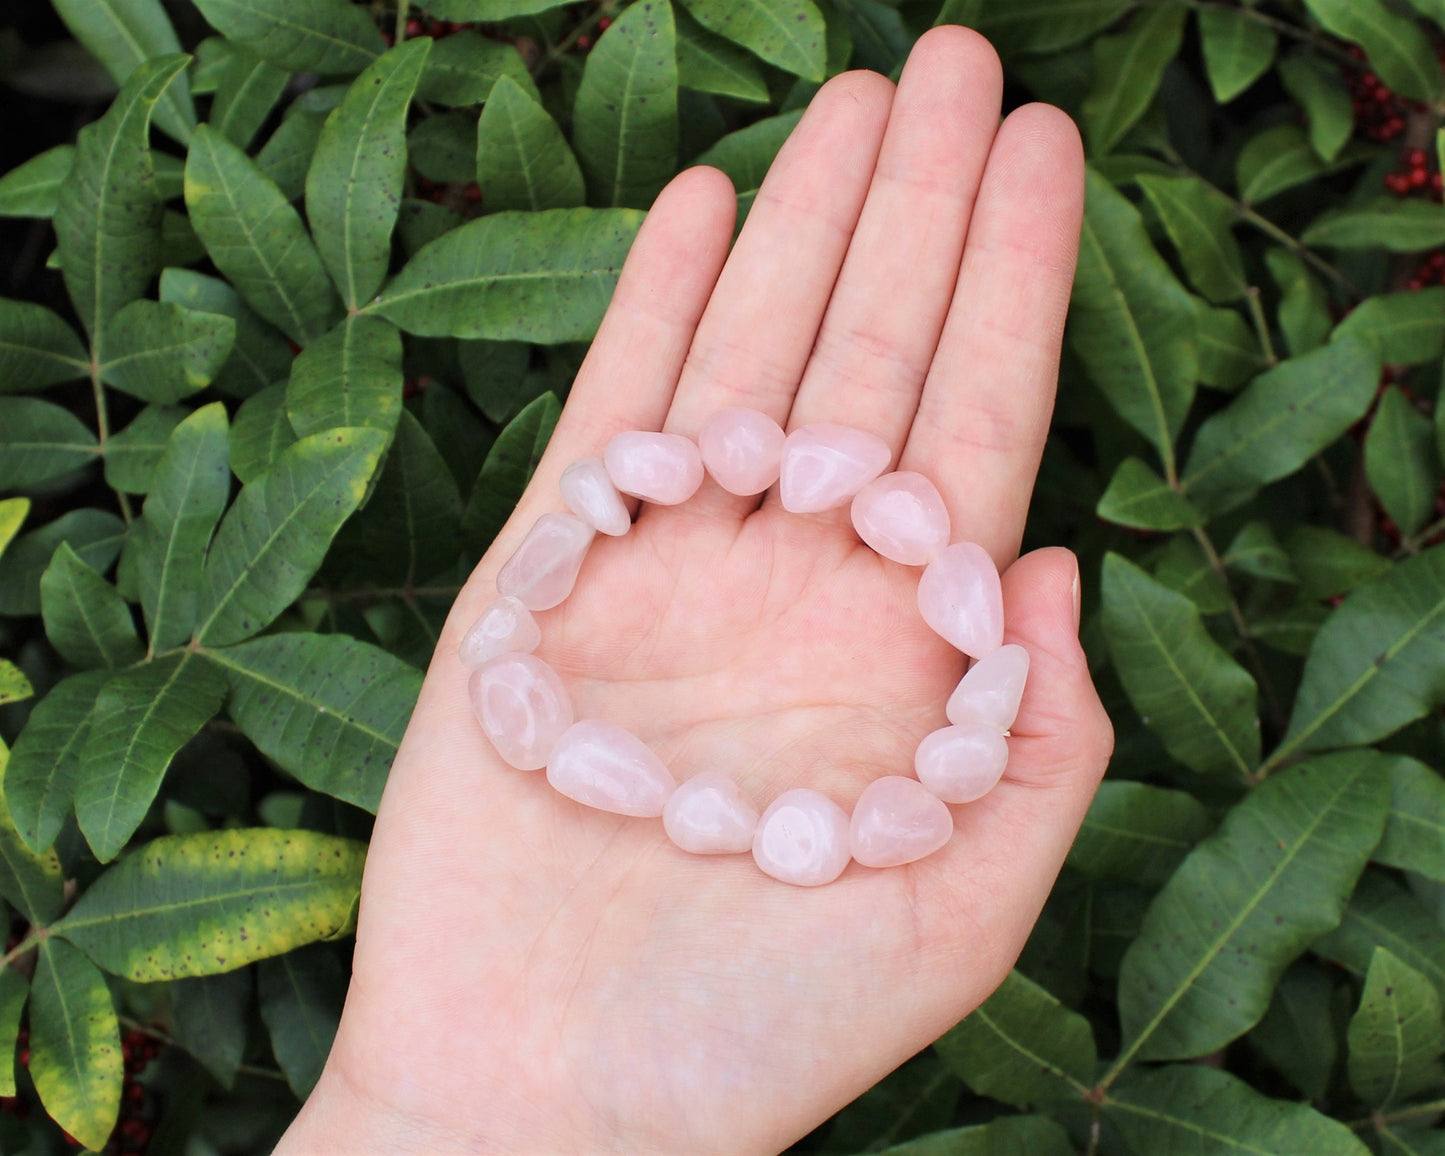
[1316,871,1445,1002]
[695,110,803,224]
[1137,174,1247,304]
[159,268,294,399]
[39,544,143,670]
[1101,552,1259,779]
[1347,947,1444,1108]
[1066,781,1211,886]
[208,632,421,813]
[195,427,387,646]
[229,382,297,484]
[1096,457,1202,531]
[371,208,643,342]
[1288,525,1392,601]
[285,315,403,440]
[1237,124,1369,205]
[190,0,385,74]
[209,42,290,149]
[417,30,534,106]
[99,299,237,403]
[0,146,76,218]
[1366,386,1439,538]
[1081,5,1187,155]
[676,8,770,102]
[53,828,366,980]
[1195,301,1264,391]
[259,943,345,1099]
[679,0,825,82]
[257,108,328,202]
[574,0,679,208]
[1117,751,1390,1062]
[1266,247,1332,356]
[1249,963,1339,1101]
[0,741,64,924]
[1279,54,1356,163]
[0,299,87,393]
[1301,0,1443,104]
[461,391,560,553]
[29,939,122,1152]
[1198,6,1276,103]
[1378,757,1445,882]
[1224,521,1296,583]
[0,509,126,618]
[476,75,587,213]
[0,397,98,490]
[307,39,431,309]
[1250,603,1339,656]
[103,404,187,494]
[0,964,27,1097]
[185,124,340,345]
[170,969,251,1089]
[1304,200,1445,252]
[1337,287,1445,366]
[1181,337,1379,515]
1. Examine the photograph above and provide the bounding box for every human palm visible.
[278,27,1111,1156]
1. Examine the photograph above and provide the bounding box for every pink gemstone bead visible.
[663,771,760,854]
[914,725,1009,804]
[917,542,1005,659]
[698,407,786,496]
[458,596,542,669]
[947,644,1030,732]
[778,424,892,513]
[850,471,951,565]
[546,720,678,817]
[604,431,704,505]
[560,455,631,536]
[752,788,852,886]
[496,512,594,611]
[469,653,573,770]
[850,776,954,868]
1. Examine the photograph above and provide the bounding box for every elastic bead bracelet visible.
[460,406,1029,887]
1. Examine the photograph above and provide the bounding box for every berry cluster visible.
[1341,44,1441,143]
[1384,146,1444,201]
[381,15,470,46]
[1407,250,1445,290]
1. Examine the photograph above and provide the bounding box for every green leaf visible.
[676,7,770,102]
[574,0,679,209]
[1198,5,1276,103]
[307,39,430,309]
[820,1052,958,1155]
[29,939,122,1152]
[209,42,290,149]
[99,299,237,403]
[1267,247,1332,356]
[0,146,76,218]
[417,30,534,106]
[1081,5,1187,156]
[1279,53,1355,163]
[1096,457,1202,531]
[1367,386,1439,538]
[870,1116,1075,1156]
[0,964,27,1097]
[0,742,64,924]
[1072,169,1198,475]
[0,397,98,490]
[1336,287,1445,366]
[40,544,143,670]
[184,123,341,345]
[159,267,294,399]
[1347,947,1445,1108]
[1378,757,1445,882]
[1101,552,1259,779]
[257,108,328,202]
[933,970,1095,1108]
[54,828,364,979]
[189,0,386,74]
[1137,174,1247,304]
[285,315,403,440]
[1152,532,1231,615]
[258,944,344,1099]
[831,0,910,75]
[0,299,87,394]
[0,509,126,618]
[1316,871,1445,1001]
[1105,1065,1369,1156]
[103,404,187,494]
[1249,962,1339,1101]
[0,498,27,561]
[371,208,644,342]
[416,0,569,18]
[476,74,587,213]
[461,392,560,553]
[0,661,33,707]
[207,633,421,813]
[229,382,298,484]
[195,427,387,646]
[1302,0,1443,104]
[133,403,232,650]
[409,111,477,183]
[1116,751,1390,1062]
[1195,300,1265,391]
[52,0,195,144]
[1224,521,1297,584]
[679,0,825,82]
[694,110,803,225]
[1066,781,1211,887]
[973,0,1131,56]
[1381,1129,1445,1156]
[1304,200,1445,252]
[1288,526,1392,601]
[170,970,251,1089]
[1237,124,1370,205]
[1181,337,1380,515]
[74,653,227,861]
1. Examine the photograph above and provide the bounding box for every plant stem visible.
[395,0,410,42]
[1243,286,1277,366]
[530,3,613,77]
[1349,1097,1445,1131]
[90,367,134,524]
[1398,515,1445,556]
[0,929,44,971]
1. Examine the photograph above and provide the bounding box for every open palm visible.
[278,28,1111,1156]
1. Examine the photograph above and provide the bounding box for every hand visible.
[277,27,1110,1155]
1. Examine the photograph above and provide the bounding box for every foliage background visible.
[0,0,1444,1152]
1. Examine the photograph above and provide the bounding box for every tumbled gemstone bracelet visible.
[458,407,1029,887]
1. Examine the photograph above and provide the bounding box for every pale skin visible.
[276,27,1112,1155]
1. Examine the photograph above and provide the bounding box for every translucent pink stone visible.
[458,596,542,669]
[752,788,852,886]
[560,456,631,536]
[779,424,892,514]
[914,725,1009,804]
[698,407,786,496]
[495,513,594,611]
[545,720,678,817]
[663,771,760,854]
[917,542,1005,659]
[850,471,951,565]
[469,653,573,770]
[850,776,954,868]
[947,644,1030,732]
[604,431,704,505]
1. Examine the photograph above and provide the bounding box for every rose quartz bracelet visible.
[458,407,1029,887]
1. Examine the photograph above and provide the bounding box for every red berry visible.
[405,17,422,36]
[124,1082,145,1104]
[598,15,611,29]
[575,33,591,49]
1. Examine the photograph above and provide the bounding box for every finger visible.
[661,70,895,517]
[779,28,1002,470]
[898,104,1085,567]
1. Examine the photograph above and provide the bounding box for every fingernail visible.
[1070,561,1082,631]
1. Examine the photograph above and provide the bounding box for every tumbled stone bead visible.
[469,653,573,771]
[663,771,760,854]
[698,407,786,496]
[947,644,1029,732]
[779,424,892,514]
[850,471,951,565]
[560,455,631,536]
[495,512,594,611]
[850,776,954,868]
[546,720,677,817]
[458,596,542,669]
[752,788,852,886]
[914,725,1009,804]
[917,541,1004,659]
[604,431,705,505]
